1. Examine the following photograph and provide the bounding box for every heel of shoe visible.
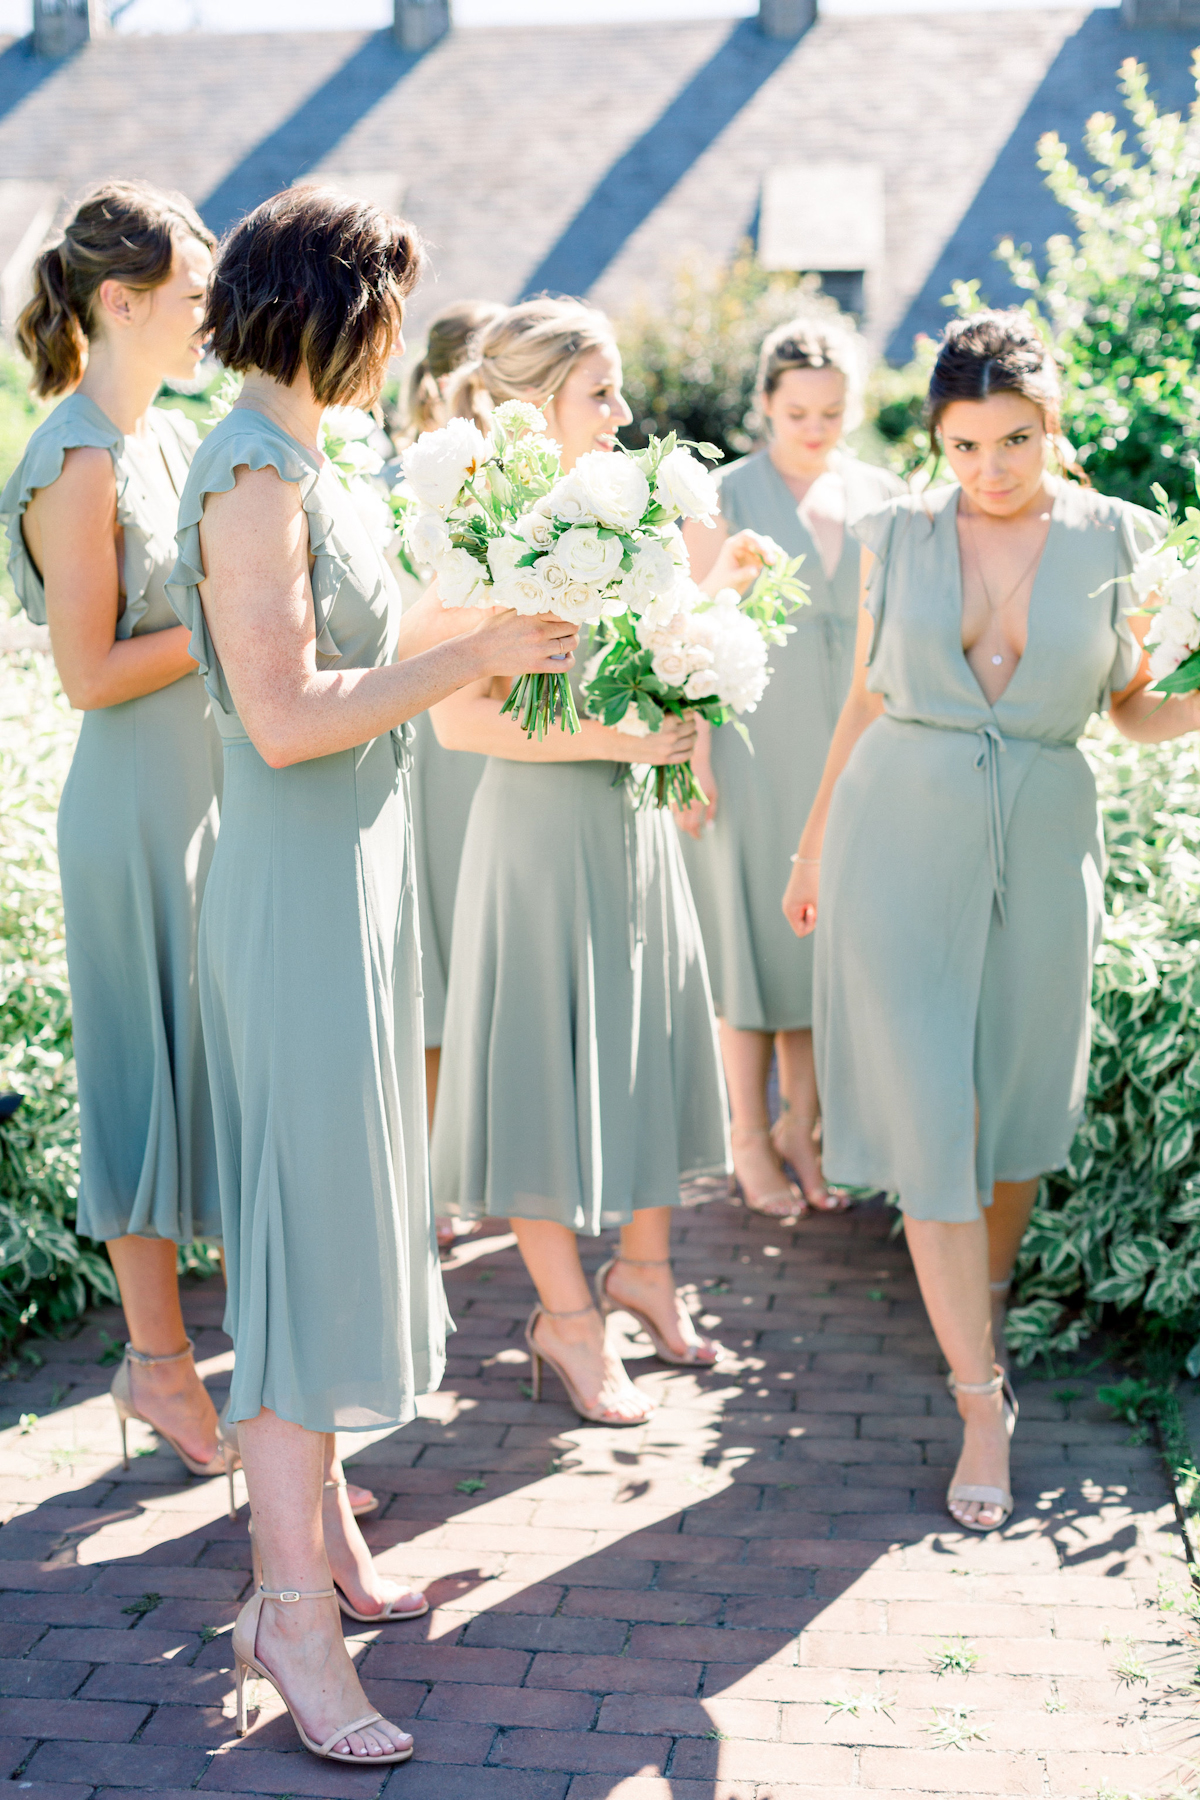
[529,1349,543,1403]
[234,1655,249,1735]
[116,1406,130,1472]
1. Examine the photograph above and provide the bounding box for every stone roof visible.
[0,8,1193,358]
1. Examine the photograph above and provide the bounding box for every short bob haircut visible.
[205,184,423,408]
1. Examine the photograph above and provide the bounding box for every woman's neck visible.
[768,441,836,495]
[235,371,325,454]
[75,344,162,439]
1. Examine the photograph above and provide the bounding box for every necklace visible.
[962,501,1049,667]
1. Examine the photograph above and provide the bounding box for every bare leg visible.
[719,1020,804,1218]
[238,1409,411,1759]
[986,1178,1039,1372]
[903,1215,1011,1529]
[319,1435,424,1617]
[107,1236,217,1466]
[602,1205,721,1363]
[773,1027,844,1210]
[511,1218,652,1423]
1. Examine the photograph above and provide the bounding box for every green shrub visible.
[999,54,1200,511]
[1007,726,1200,1372]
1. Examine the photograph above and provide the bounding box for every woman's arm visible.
[199,465,579,770]
[26,447,197,710]
[683,515,728,585]
[432,677,696,767]
[781,550,884,938]
[1109,611,1200,742]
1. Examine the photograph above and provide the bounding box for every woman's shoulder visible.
[0,393,120,520]
[716,449,772,504]
[1055,480,1161,540]
[181,409,321,503]
[848,480,949,554]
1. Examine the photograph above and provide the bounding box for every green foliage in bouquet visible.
[1006,726,1200,1373]
[997,54,1200,512]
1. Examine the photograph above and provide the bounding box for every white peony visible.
[545,471,595,526]
[1166,563,1200,615]
[335,438,384,479]
[437,546,491,608]
[405,508,451,566]
[1148,601,1200,653]
[653,448,719,524]
[323,404,377,443]
[487,535,525,583]
[550,526,625,586]
[704,605,770,711]
[568,451,650,531]
[652,645,692,685]
[683,668,720,701]
[1149,640,1188,682]
[402,418,492,511]
[615,538,678,610]
[613,702,653,738]
[1131,543,1182,605]
[492,570,550,615]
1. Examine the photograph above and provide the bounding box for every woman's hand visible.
[782,856,819,938]
[702,528,777,598]
[467,609,579,678]
[621,713,697,766]
[673,758,717,837]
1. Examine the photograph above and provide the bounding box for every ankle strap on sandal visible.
[613,1256,671,1268]
[990,1270,1015,1292]
[539,1302,598,1321]
[950,1370,1005,1395]
[259,1583,336,1602]
[124,1337,195,1367]
[323,1477,347,1491]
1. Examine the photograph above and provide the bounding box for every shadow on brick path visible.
[1,1196,1197,1799]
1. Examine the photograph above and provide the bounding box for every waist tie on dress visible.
[973,723,1007,927]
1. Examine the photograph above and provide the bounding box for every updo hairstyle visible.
[17,180,215,400]
[927,310,1064,441]
[404,299,505,440]
[756,314,865,429]
[448,297,614,431]
[205,184,423,409]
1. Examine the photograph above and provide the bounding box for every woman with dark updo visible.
[784,310,1196,1533]
[167,186,578,1768]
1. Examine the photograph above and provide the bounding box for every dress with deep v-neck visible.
[0,393,224,1244]
[678,447,904,1033]
[813,479,1160,1222]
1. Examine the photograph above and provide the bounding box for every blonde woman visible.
[430,299,767,1424]
[680,317,904,1218]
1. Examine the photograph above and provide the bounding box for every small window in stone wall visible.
[758,163,883,322]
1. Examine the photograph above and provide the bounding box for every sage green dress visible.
[166,410,450,1432]
[680,449,903,1031]
[815,481,1159,1223]
[0,393,223,1243]
[410,711,484,1046]
[430,745,731,1233]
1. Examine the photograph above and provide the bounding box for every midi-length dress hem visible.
[0,394,222,1245]
[167,412,450,1434]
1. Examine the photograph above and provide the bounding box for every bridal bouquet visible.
[583,548,808,809]
[394,403,722,737]
[1134,479,1200,693]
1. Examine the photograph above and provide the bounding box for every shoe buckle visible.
[277,1589,301,1603]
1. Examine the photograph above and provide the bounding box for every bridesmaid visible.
[431,298,763,1425]
[167,186,578,1767]
[680,317,903,1217]
[400,303,503,1211]
[783,310,1193,1531]
[0,182,230,1480]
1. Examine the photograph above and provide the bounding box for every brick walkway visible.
[1,1196,1196,1799]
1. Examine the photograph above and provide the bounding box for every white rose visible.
[437,546,491,608]
[492,570,550,615]
[653,447,719,523]
[551,526,625,585]
[616,538,678,609]
[514,509,556,550]
[552,580,608,625]
[570,451,650,531]
[486,535,525,582]
[683,669,720,701]
[402,417,492,511]
[1149,641,1188,682]
[546,471,595,525]
[613,702,653,738]
[652,646,692,685]
[405,508,451,566]
[636,579,699,636]
[537,557,570,592]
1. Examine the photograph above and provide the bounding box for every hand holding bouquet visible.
[1132,477,1200,693]
[582,544,809,810]
[394,404,722,738]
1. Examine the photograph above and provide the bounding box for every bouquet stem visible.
[636,760,708,812]
[500,671,580,739]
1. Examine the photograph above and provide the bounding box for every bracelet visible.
[790,855,820,865]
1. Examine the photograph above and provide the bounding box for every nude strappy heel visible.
[232,1582,413,1765]
[594,1257,721,1367]
[110,1339,233,1488]
[945,1363,1017,1532]
[769,1117,848,1212]
[249,1518,427,1625]
[728,1126,806,1222]
[524,1303,654,1426]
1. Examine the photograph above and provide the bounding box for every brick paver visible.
[1,1197,1197,1798]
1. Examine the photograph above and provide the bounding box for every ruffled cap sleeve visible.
[0,398,120,626]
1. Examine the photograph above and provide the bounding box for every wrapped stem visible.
[499,671,581,739]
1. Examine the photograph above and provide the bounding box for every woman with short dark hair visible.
[168,185,579,1768]
[783,310,1198,1533]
